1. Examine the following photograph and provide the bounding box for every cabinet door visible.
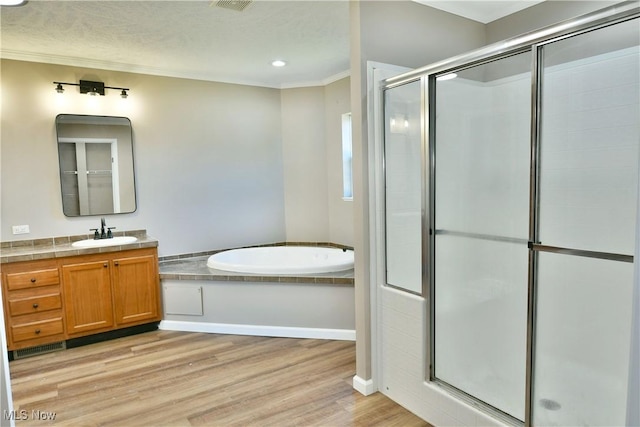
[112,254,160,326]
[62,260,114,335]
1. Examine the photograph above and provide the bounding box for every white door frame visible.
[366,61,411,393]
[58,137,120,214]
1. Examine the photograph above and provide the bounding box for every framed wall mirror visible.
[56,114,137,216]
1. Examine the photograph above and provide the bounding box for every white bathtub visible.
[206,246,354,274]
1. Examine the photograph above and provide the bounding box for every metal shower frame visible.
[379,2,640,425]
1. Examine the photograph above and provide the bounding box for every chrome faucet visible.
[100,217,107,239]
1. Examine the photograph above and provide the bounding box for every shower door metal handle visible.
[435,229,529,245]
[529,243,633,263]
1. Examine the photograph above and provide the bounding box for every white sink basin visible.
[72,236,138,248]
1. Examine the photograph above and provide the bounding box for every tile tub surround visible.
[159,243,355,340]
[0,230,157,263]
[159,242,354,285]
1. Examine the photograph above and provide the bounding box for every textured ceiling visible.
[0,0,351,88]
[0,1,545,89]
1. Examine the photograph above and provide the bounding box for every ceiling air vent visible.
[214,0,252,12]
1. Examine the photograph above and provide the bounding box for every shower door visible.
[532,19,639,426]
[384,79,423,294]
[432,51,532,421]
[379,5,639,426]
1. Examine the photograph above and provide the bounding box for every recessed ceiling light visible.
[0,0,27,6]
[271,60,287,67]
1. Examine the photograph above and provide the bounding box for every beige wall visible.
[486,0,620,43]
[281,86,329,242]
[1,60,351,257]
[324,77,353,247]
[280,78,354,246]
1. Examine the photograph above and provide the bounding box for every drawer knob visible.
[32,303,39,309]
[104,263,108,268]
[35,329,41,335]
[30,278,36,283]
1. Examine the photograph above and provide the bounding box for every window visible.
[341,112,353,200]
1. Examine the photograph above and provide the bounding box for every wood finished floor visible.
[9,330,430,427]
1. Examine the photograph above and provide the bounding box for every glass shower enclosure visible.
[433,50,532,421]
[381,3,639,426]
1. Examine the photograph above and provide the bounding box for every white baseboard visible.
[159,320,356,341]
[353,375,376,396]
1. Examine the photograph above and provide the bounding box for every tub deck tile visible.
[159,255,354,286]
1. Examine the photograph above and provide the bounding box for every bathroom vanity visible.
[1,231,161,355]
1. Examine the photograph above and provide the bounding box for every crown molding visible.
[0,49,349,89]
[280,69,351,89]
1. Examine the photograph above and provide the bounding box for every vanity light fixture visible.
[53,80,130,98]
[271,60,287,67]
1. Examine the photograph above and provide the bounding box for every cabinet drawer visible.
[6,268,60,291]
[8,293,62,316]
[11,318,64,343]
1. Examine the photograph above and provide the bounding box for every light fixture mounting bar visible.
[53,80,130,97]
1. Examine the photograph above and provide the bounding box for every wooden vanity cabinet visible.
[2,247,161,350]
[62,248,161,339]
[62,258,115,336]
[2,260,65,350]
[111,252,160,327]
